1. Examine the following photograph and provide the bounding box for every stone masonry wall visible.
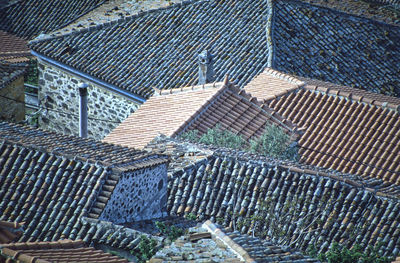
[38,60,140,140]
[0,76,25,122]
[99,163,168,224]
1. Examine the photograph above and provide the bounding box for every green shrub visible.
[250,124,298,161]
[25,58,38,86]
[155,221,184,242]
[179,123,298,161]
[307,243,392,263]
[134,235,158,263]
[180,124,246,150]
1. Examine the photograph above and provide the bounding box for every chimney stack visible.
[198,50,215,85]
[78,83,88,138]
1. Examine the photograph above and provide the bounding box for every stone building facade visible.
[38,60,140,140]
[99,163,168,224]
[0,76,25,122]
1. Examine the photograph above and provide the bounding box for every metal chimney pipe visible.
[78,83,88,138]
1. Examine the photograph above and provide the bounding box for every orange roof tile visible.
[245,68,400,186]
[0,30,31,63]
[0,239,128,263]
[104,78,298,149]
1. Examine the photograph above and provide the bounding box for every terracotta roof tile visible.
[245,68,400,187]
[104,81,298,149]
[0,30,30,63]
[0,239,128,262]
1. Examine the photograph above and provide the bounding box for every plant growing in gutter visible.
[307,242,392,263]
[133,235,158,263]
[155,221,184,242]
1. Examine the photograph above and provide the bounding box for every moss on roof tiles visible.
[167,154,400,257]
[0,0,106,39]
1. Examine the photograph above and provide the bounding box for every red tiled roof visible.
[0,30,31,63]
[104,78,298,149]
[0,239,128,263]
[245,68,400,184]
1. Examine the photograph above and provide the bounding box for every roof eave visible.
[31,50,146,104]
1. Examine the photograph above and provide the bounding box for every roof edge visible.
[280,0,400,27]
[32,50,146,103]
[172,77,233,137]
[235,87,299,134]
[29,0,209,44]
[306,85,400,112]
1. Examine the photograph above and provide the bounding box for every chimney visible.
[78,83,88,138]
[198,50,215,85]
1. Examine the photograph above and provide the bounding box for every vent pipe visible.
[78,83,88,138]
[198,50,215,85]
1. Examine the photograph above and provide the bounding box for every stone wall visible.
[0,76,25,122]
[99,163,168,224]
[38,60,140,140]
[272,0,400,97]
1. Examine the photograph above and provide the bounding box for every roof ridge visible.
[263,67,305,86]
[235,88,299,134]
[306,85,400,111]
[0,139,112,169]
[153,81,224,96]
[0,122,160,168]
[29,0,208,45]
[172,79,231,136]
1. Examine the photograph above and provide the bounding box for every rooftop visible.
[0,30,30,63]
[104,79,297,149]
[245,68,400,187]
[163,141,400,257]
[0,239,128,262]
[29,0,272,99]
[29,0,400,101]
[0,61,27,89]
[0,122,168,244]
[0,122,166,168]
[0,0,105,39]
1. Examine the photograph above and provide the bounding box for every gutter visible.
[31,50,146,104]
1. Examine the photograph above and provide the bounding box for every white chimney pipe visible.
[78,83,88,138]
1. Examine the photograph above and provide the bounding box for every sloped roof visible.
[0,0,105,39]
[103,80,297,149]
[0,122,168,243]
[202,220,320,262]
[29,0,400,101]
[273,0,400,97]
[167,154,400,257]
[0,122,165,168]
[300,0,400,25]
[0,30,30,63]
[0,239,128,262]
[29,0,271,99]
[0,221,24,244]
[244,68,400,186]
[0,61,27,89]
